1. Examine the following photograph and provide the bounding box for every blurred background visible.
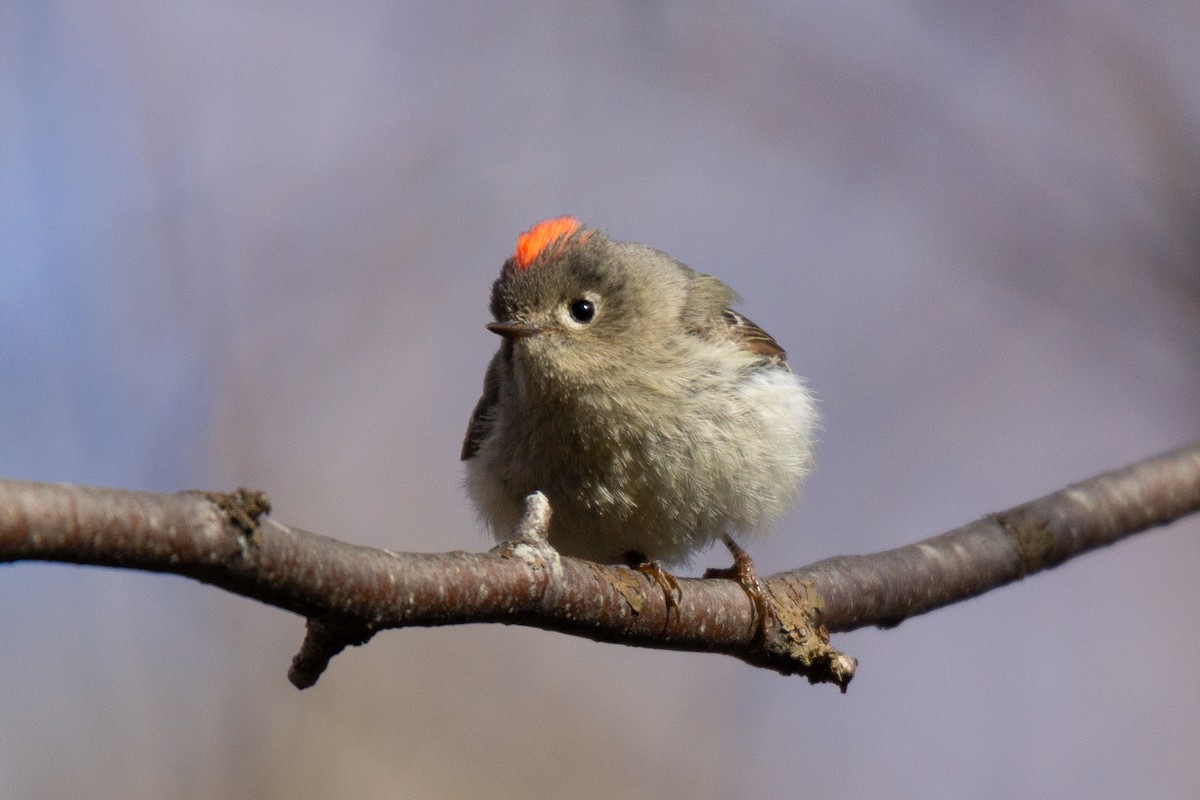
[2,1,1199,798]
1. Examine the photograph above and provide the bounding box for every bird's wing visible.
[721,308,790,369]
[460,354,502,461]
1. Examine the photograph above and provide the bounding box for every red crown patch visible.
[513,216,583,271]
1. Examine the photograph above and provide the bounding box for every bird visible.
[462,216,817,619]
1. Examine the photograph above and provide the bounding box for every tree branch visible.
[2,443,1198,692]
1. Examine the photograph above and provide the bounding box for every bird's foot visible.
[704,535,775,644]
[625,551,682,619]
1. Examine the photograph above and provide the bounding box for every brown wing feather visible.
[461,355,502,460]
[722,309,790,369]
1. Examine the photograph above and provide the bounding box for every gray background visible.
[2,2,1198,798]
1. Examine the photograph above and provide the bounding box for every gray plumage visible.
[462,219,817,566]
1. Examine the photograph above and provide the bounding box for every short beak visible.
[486,321,545,339]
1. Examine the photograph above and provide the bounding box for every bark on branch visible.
[2,443,1198,692]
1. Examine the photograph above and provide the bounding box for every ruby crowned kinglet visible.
[462,217,817,571]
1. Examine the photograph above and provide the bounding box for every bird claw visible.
[624,552,683,619]
[704,535,775,643]
[637,561,683,618]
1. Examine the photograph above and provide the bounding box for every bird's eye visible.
[568,298,596,324]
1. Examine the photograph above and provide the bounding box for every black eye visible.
[568,298,596,324]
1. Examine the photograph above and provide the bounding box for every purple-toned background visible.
[3,3,1198,797]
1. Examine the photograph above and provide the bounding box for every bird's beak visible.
[486,321,546,339]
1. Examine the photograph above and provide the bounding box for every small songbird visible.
[462,217,817,586]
